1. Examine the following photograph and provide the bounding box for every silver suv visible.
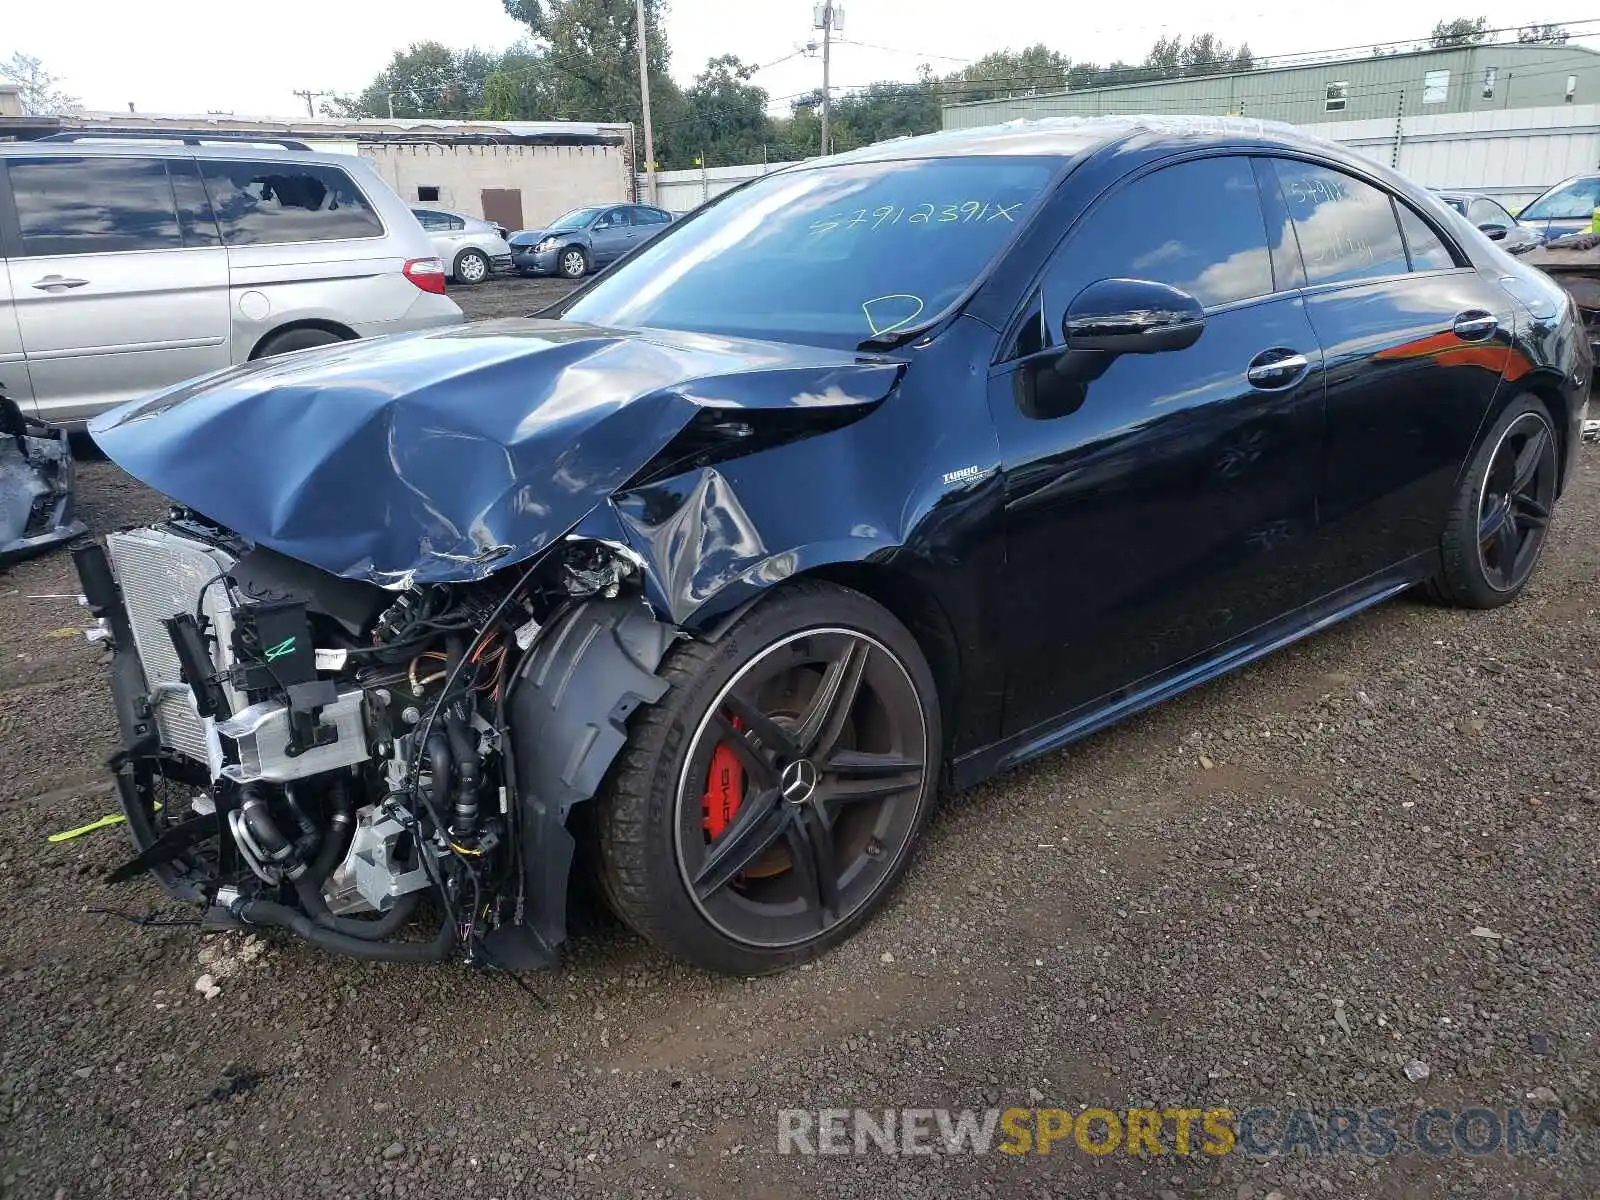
[0,137,465,424]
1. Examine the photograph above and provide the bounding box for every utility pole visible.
[292,88,329,118]
[814,2,838,156]
[635,0,658,204]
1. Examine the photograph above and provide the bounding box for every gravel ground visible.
[0,294,1594,1198]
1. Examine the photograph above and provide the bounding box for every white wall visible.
[641,161,803,214]
[361,142,633,226]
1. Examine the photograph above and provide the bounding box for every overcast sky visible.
[5,0,1596,119]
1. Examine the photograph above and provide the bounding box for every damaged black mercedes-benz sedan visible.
[78,118,1589,974]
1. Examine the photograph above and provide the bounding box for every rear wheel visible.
[253,327,347,359]
[558,246,589,279]
[595,582,940,975]
[1426,393,1559,608]
[453,248,490,285]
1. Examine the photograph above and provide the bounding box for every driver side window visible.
[1043,155,1275,335]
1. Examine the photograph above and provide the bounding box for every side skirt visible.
[951,554,1433,790]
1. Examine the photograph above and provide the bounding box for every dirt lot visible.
[0,287,1595,1198]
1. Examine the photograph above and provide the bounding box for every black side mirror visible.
[1064,278,1206,355]
[1478,223,1509,241]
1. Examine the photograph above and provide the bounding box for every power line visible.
[833,37,974,64]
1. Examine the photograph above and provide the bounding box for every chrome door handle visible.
[1246,349,1309,389]
[1453,310,1498,340]
[31,275,89,292]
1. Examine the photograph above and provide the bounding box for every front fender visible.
[573,475,903,632]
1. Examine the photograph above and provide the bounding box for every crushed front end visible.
[0,392,86,561]
[75,513,660,966]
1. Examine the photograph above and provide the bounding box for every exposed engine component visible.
[324,805,440,914]
[218,691,369,783]
[78,517,659,966]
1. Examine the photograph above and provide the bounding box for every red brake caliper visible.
[701,716,745,839]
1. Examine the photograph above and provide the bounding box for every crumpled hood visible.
[90,319,903,586]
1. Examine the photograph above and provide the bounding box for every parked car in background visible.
[509,203,675,278]
[77,116,1588,976]
[0,137,463,425]
[1434,191,1543,254]
[409,208,513,285]
[1515,173,1600,242]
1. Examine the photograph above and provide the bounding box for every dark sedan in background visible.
[510,203,676,278]
[1434,190,1543,254]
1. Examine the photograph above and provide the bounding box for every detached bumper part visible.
[0,395,86,561]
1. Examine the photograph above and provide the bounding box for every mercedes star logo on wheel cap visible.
[780,758,819,806]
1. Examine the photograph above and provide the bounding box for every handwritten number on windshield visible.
[809,200,1024,237]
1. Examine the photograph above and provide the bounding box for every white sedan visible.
[409,208,514,285]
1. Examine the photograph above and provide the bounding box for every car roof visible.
[0,140,368,168]
[817,114,1341,166]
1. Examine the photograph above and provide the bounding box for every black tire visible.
[453,248,490,285]
[594,581,941,975]
[253,327,347,359]
[1425,392,1560,608]
[557,245,589,279]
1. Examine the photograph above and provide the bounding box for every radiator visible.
[105,527,238,766]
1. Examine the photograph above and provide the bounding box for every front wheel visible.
[558,246,589,279]
[595,582,941,975]
[1426,392,1560,608]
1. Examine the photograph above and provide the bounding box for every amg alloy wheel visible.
[595,583,940,974]
[1427,394,1559,608]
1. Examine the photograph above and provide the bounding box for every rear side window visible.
[1467,198,1508,228]
[200,161,383,246]
[6,156,184,256]
[1272,160,1408,285]
[634,206,670,225]
[1048,155,1274,310]
[1398,206,1456,270]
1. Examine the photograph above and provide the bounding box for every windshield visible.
[547,206,605,231]
[1520,176,1600,221]
[1440,196,1467,215]
[558,156,1057,349]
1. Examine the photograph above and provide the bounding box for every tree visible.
[501,0,681,125]
[1142,33,1252,80]
[1516,24,1569,45]
[939,45,1070,104]
[1430,16,1491,48]
[830,78,941,148]
[326,43,501,118]
[1,52,78,116]
[677,55,772,167]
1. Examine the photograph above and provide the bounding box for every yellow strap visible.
[47,802,159,844]
[47,813,126,843]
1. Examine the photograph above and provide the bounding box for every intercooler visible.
[105,527,240,767]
